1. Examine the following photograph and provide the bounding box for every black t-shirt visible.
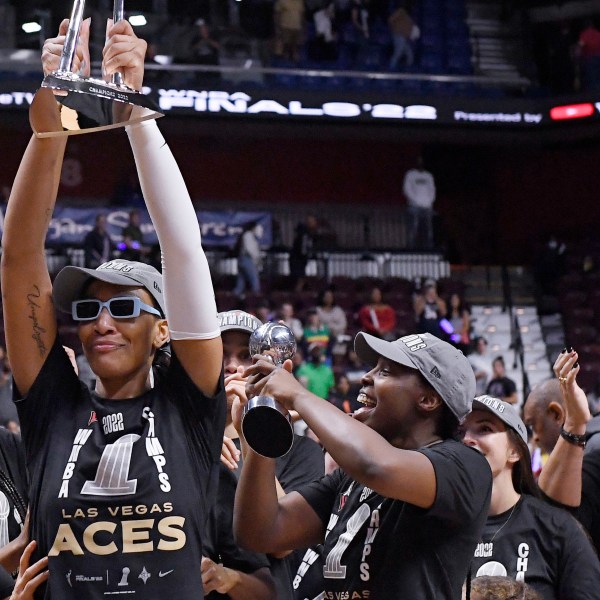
[486,376,517,400]
[16,339,226,600]
[204,464,270,600]
[471,494,600,599]
[0,428,28,598]
[0,427,28,543]
[233,434,325,600]
[292,544,324,600]
[576,450,600,553]
[297,440,492,600]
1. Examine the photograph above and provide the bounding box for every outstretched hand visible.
[103,19,147,91]
[554,348,590,430]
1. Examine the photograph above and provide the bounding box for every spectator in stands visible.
[414,282,447,339]
[278,302,304,342]
[469,336,493,396]
[577,18,600,90]
[296,343,335,399]
[447,292,471,350]
[316,289,346,337]
[289,215,318,292]
[403,157,436,249]
[533,234,566,296]
[191,18,220,76]
[254,299,275,324]
[0,184,10,204]
[388,6,416,69]
[470,576,542,600]
[316,289,348,358]
[310,2,337,60]
[328,373,361,414]
[352,0,372,39]
[358,286,397,341]
[233,222,262,299]
[303,309,331,357]
[274,0,305,62]
[486,356,518,405]
[462,395,600,599]
[119,208,146,262]
[83,213,113,268]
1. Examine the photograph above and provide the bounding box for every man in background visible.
[403,156,436,249]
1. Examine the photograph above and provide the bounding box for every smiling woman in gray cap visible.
[233,332,492,599]
[1,21,224,600]
[462,396,600,599]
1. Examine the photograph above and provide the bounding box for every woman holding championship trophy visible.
[2,15,225,600]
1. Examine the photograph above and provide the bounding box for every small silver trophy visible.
[33,0,162,137]
[242,322,297,458]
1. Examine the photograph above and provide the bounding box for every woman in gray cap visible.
[2,19,224,600]
[461,396,600,599]
[233,332,492,599]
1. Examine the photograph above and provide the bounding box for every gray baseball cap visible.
[472,395,528,446]
[53,260,165,316]
[354,332,476,421]
[218,310,262,335]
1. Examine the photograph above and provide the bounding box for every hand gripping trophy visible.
[242,322,297,459]
[33,0,161,137]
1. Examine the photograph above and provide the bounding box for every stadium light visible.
[22,22,42,34]
[129,14,147,26]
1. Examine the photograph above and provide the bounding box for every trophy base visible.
[242,397,294,459]
[35,72,162,138]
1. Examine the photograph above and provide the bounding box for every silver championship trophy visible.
[32,0,162,137]
[242,322,297,459]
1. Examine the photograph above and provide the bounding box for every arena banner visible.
[2,79,600,128]
[0,206,272,248]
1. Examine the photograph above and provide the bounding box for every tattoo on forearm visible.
[27,286,47,357]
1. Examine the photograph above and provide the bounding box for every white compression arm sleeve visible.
[126,119,219,340]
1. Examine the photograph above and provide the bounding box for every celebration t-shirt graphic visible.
[470,494,600,600]
[16,340,225,600]
[297,441,492,600]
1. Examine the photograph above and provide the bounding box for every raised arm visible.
[246,361,436,505]
[1,92,65,395]
[234,359,437,554]
[538,349,589,505]
[103,20,222,395]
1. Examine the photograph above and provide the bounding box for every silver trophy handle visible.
[58,0,86,73]
[112,0,124,87]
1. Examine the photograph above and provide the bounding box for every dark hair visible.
[508,430,540,497]
[493,356,505,366]
[317,288,335,306]
[437,402,460,439]
[152,343,172,377]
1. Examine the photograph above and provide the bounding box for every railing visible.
[53,247,450,283]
